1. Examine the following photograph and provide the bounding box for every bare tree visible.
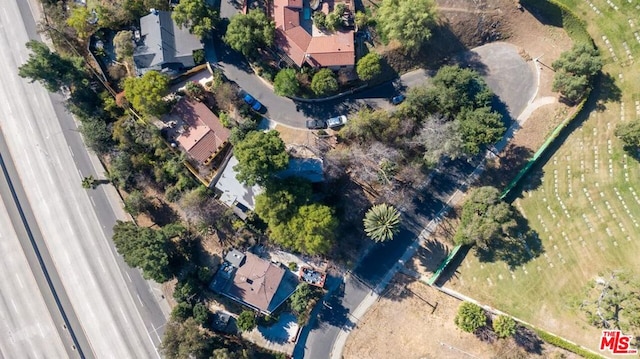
[412,115,464,167]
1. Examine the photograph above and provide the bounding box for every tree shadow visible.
[519,0,564,29]
[479,144,537,190]
[595,72,622,110]
[433,245,471,286]
[412,240,451,274]
[514,326,544,354]
[452,50,490,76]
[316,283,355,329]
[475,212,544,269]
[148,199,180,226]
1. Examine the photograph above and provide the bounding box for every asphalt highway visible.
[0,147,79,359]
[0,0,169,357]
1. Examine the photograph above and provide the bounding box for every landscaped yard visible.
[448,0,640,354]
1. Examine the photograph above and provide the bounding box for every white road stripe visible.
[14,273,23,289]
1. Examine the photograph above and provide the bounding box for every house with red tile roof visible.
[164,99,231,166]
[273,0,355,69]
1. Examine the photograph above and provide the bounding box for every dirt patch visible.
[344,275,579,359]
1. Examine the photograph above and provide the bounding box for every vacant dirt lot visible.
[344,276,579,359]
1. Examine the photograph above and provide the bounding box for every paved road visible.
[215,43,533,129]
[0,150,75,358]
[0,0,169,357]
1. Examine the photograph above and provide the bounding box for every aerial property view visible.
[2,0,640,357]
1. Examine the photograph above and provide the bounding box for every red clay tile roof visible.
[306,31,354,67]
[170,99,230,164]
[228,253,286,313]
[273,0,354,67]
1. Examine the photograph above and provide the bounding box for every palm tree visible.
[363,203,401,242]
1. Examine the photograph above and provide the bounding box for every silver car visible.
[326,115,347,128]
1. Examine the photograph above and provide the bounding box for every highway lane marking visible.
[68,145,74,158]
[14,273,24,289]
[89,196,96,207]
[98,258,106,273]
[119,306,129,325]
[125,271,132,282]
[136,294,144,307]
[10,299,18,314]
[77,168,82,180]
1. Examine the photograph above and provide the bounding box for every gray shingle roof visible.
[134,10,203,72]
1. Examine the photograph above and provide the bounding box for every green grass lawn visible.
[449,0,640,353]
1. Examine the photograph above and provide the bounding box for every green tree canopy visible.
[170,302,193,322]
[67,5,96,39]
[113,30,135,60]
[615,121,640,150]
[18,40,85,93]
[172,0,219,38]
[224,10,275,57]
[428,65,494,119]
[78,117,114,154]
[455,302,487,333]
[270,204,337,255]
[356,52,382,81]
[552,43,602,103]
[493,315,517,338]
[123,190,151,216]
[313,11,327,29]
[123,71,170,116]
[376,0,438,52]
[552,72,589,104]
[453,186,518,249]
[237,311,257,331]
[233,130,289,186]
[457,106,505,155]
[325,12,342,31]
[311,68,338,96]
[161,317,214,359]
[255,177,312,225]
[289,283,315,314]
[273,68,300,97]
[112,221,172,283]
[192,303,210,325]
[363,203,401,242]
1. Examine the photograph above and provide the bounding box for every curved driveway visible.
[214,42,535,128]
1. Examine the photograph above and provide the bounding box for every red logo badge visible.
[600,330,638,355]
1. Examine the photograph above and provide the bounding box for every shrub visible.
[237,310,257,331]
[493,315,517,338]
[455,302,487,333]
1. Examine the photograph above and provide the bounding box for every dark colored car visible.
[391,94,406,105]
[306,119,327,129]
[243,93,263,111]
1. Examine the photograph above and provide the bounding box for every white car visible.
[326,115,347,128]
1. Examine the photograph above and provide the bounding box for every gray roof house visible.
[210,251,299,314]
[133,10,203,74]
[215,156,262,220]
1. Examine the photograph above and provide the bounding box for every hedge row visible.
[501,95,589,199]
[533,328,606,359]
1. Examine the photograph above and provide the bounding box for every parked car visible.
[391,94,406,105]
[326,115,347,128]
[306,119,327,130]
[242,93,263,111]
